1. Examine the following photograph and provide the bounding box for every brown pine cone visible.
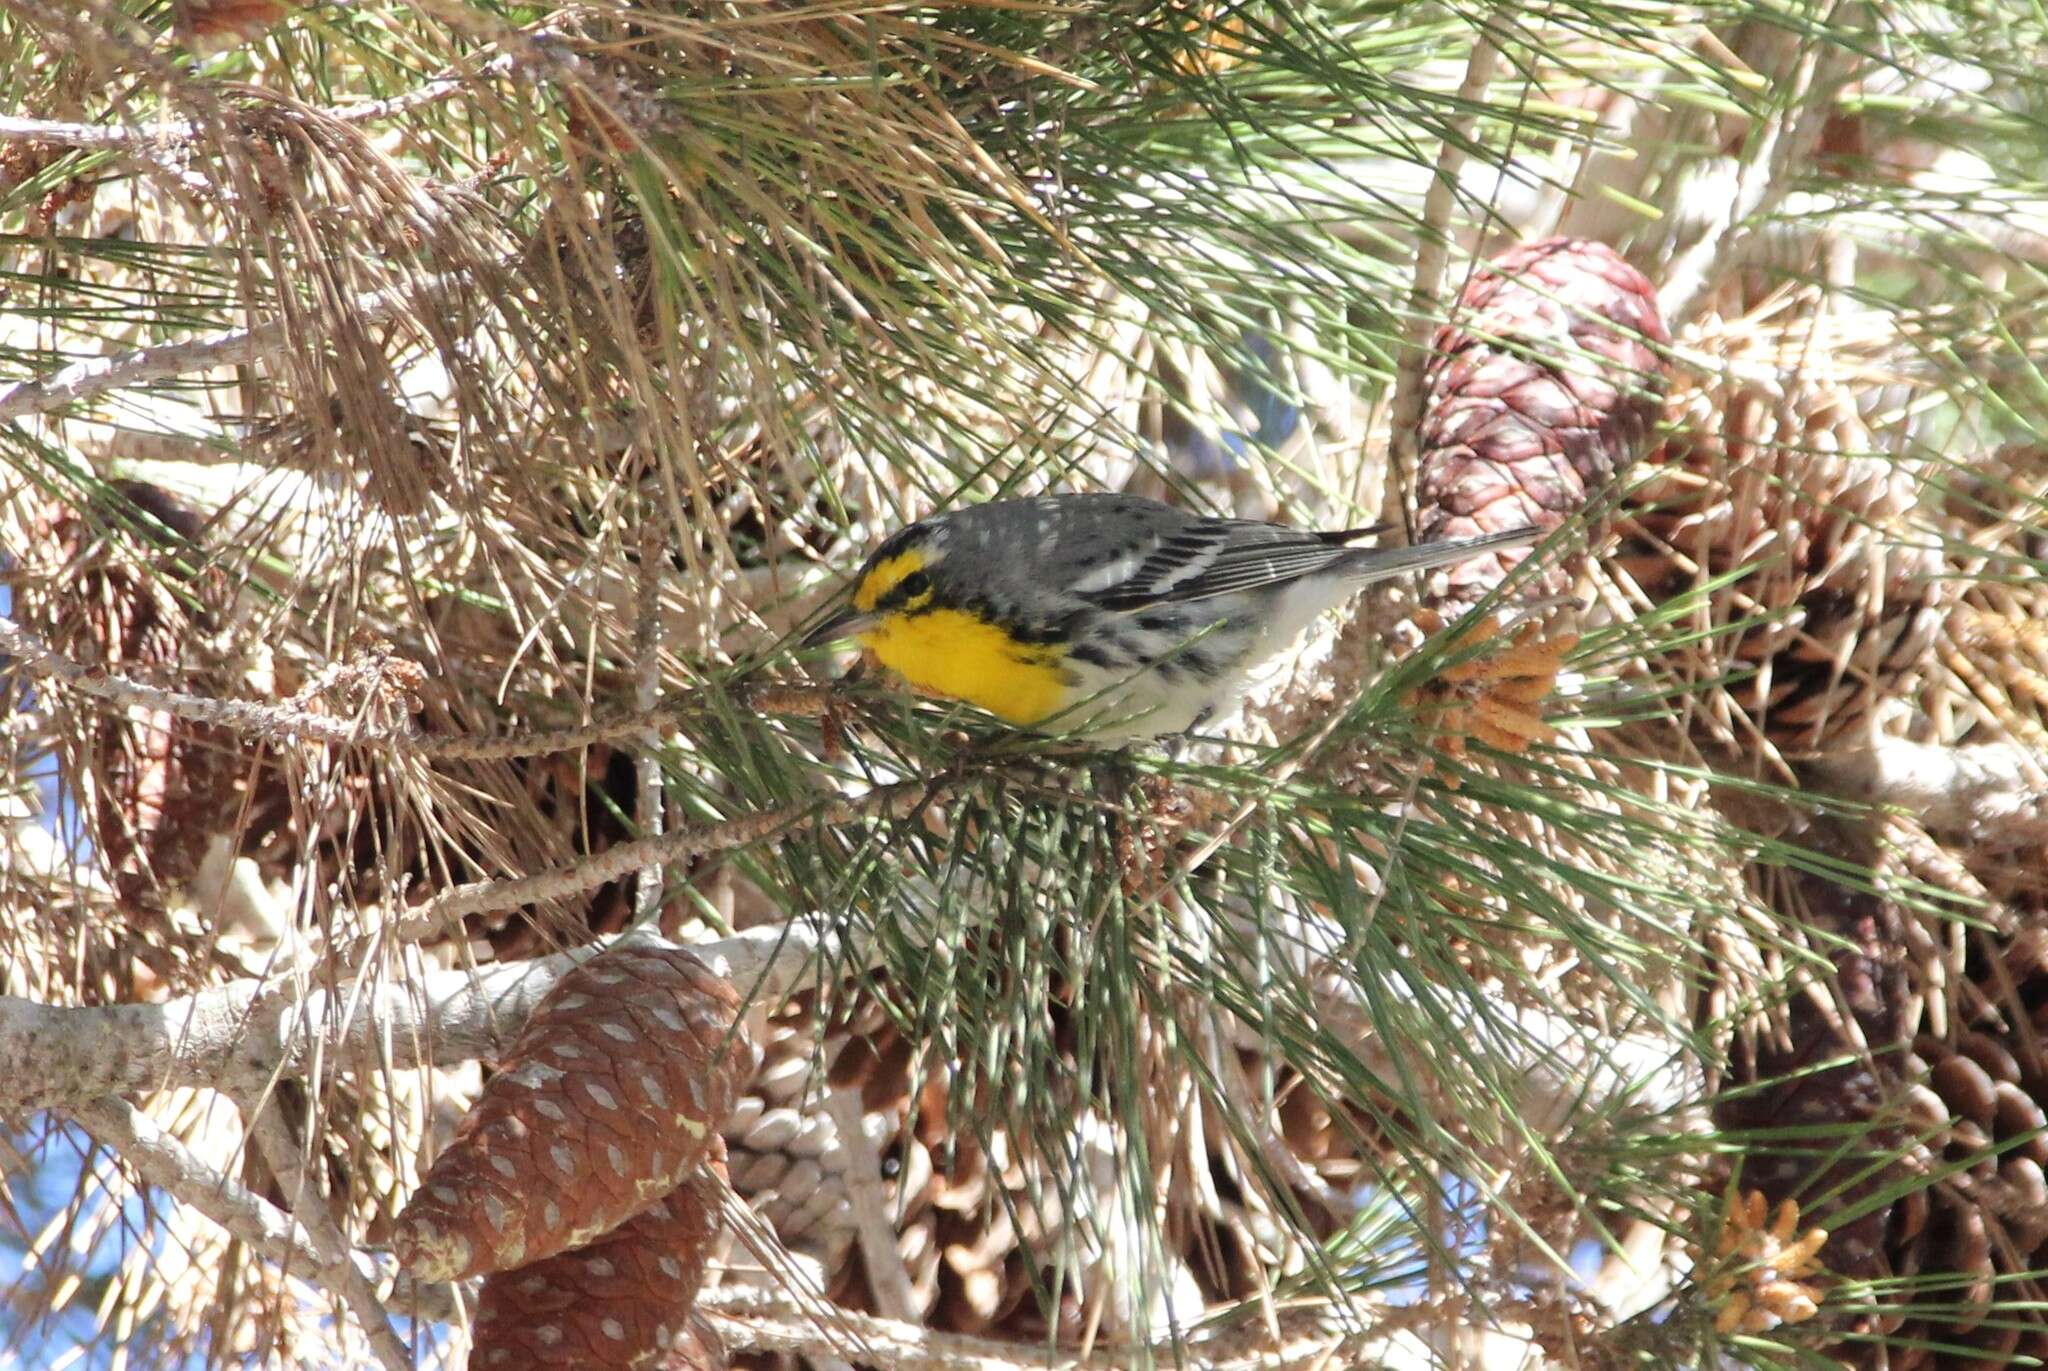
[1416,237,1670,610]
[1713,824,1910,1299]
[393,945,753,1281]
[1878,936,2048,1370]
[470,1158,725,1371]
[13,484,238,910]
[1614,332,1942,755]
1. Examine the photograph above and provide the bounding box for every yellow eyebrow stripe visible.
[853,549,927,612]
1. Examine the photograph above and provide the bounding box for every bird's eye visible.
[897,570,932,601]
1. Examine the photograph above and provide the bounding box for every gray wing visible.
[1073,516,1386,611]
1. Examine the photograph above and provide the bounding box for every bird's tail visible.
[1339,525,1543,583]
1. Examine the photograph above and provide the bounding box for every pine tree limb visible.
[65,1094,419,1370]
[0,271,474,423]
[0,921,867,1113]
[1381,35,1498,535]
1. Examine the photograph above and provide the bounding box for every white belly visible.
[1052,576,1356,739]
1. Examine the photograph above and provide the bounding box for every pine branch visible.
[0,921,867,1114]
[0,270,477,424]
[1,612,835,758]
[0,112,198,149]
[240,1097,415,1371]
[389,778,941,939]
[633,488,667,923]
[65,1095,422,1363]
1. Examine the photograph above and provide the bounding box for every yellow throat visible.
[851,549,1071,724]
[859,609,1070,724]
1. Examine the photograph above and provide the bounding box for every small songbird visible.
[805,492,1537,740]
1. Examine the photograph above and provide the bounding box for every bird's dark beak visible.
[802,604,879,648]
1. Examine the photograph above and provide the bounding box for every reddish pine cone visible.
[393,945,754,1282]
[471,1158,725,1371]
[175,0,297,49]
[1416,237,1670,609]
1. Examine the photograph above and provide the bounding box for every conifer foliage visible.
[2,3,2046,1369]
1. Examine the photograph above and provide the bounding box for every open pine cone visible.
[1613,299,1943,757]
[1712,826,1910,1351]
[1712,808,2048,1369]
[1877,930,2048,1370]
[11,484,238,912]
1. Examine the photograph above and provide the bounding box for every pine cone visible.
[1614,308,1942,755]
[1877,932,2048,1369]
[730,986,1317,1345]
[757,997,1034,1333]
[916,1077,1006,1332]
[394,946,753,1281]
[13,484,238,910]
[471,1157,725,1371]
[720,999,870,1277]
[1713,824,1910,1306]
[1416,237,1670,610]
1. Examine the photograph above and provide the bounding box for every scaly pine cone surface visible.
[1416,237,1670,611]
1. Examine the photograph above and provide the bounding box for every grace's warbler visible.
[806,492,1538,739]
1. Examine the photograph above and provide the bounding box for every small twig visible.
[391,780,936,940]
[241,1098,413,1371]
[633,488,667,923]
[1380,36,1499,536]
[327,51,521,125]
[825,1087,922,1322]
[1,612,836,758]
[1655,28,1857,329]
[65,1095,426,1354]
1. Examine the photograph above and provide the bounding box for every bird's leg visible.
[1094,745,1153,900]
[1159,706,1214,764]
[1091,743,1142,805]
